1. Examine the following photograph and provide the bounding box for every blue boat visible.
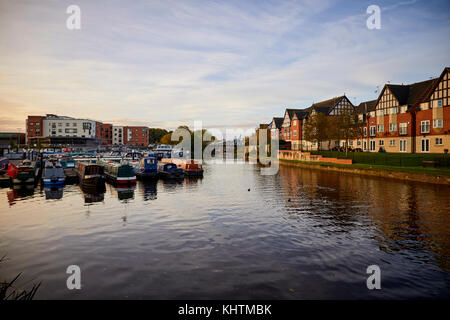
[42,160,65,186]
[157,162,184,179]
[135,157,158,179]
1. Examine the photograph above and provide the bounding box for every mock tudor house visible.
[354,99,377,152]
[301,95,355,151]
[266,67,449,154]
[367,78,437,153]
[413,67,450,153]
[268,117,283,140]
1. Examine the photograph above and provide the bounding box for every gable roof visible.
[356,99,377,114]
[310,95,348,115]
[421,67,450,103]
[269,117,283,129]
[292,108,311,120]
[375,78,438,111]
[284,108,304,120]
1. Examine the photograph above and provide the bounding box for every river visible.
[0,161,449,299]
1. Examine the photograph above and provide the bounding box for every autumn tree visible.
[302,112,329,151]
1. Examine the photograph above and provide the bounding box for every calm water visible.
[0,161,449,299]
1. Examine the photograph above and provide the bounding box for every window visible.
[433,119,443,128]
[66,123,70,127]
[399,123,407,135]
[390,140,395,146]
[73,123,77,127]
[293,130,297,137]
[421,139,430,152]
[391,107,397,115]
[58,123,62,127]
[435,99,443,108]
[377,124,384,132]
[357,141,361,146]
[293,120,297,126]
[389,123,397,131]
[435,138,443,145]
[379,140,384,146]
[36,123,40,127]
[370,140,376,151]
[399,139,407,152]
[363,127,367,137]
[58,129,62,133]
[420,120,430,133]
[370,126,376,136]
[311,141,317,147]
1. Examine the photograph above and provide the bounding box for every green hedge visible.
[310,151,450,167]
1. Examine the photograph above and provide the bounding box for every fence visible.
[310,151,450,167]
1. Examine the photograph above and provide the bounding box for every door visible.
[421,139,429,152]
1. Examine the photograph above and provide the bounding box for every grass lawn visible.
[280,159,450,176]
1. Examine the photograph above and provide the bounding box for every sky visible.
[0,0,449,132]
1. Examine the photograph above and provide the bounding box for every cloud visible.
[0,0,449,132]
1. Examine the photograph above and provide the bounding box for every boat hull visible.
[136,171,158,180]
[105,172,136,185]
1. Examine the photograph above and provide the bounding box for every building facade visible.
[26,116,45,144]
[112,126,124,145]
[266,67,450,154]
[123,126,149,147]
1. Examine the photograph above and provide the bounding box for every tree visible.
[159,132,176,145]
[302,112,329,151]
[148,128,169,144]
[331,110,364,156]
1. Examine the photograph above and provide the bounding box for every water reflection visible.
[138,180,157,201]
[6,185,35,205]
[44,186,64,200]
[277,164,450,274]
[80,183,106,204]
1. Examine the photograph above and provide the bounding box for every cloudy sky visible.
[0,0,449,132]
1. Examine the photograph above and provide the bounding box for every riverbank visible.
[279,159,450,185]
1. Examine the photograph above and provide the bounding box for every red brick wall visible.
[123,126,149,147]
[415,107,450,136]
[26,116,44,144]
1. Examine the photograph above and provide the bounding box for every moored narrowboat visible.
[42,160,65,186]
[75,162,105,188]
[157,162,184,179]
[0,158,11,186]
[60,156,78,183]
[101,161,136,185]
[161,158,203,177]
[12,160,36,185]
[135,157,158,179]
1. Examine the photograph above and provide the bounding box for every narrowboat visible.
[161,158,203,177]
[12,160,36,185]
[135,157,158,179]
[101,161,136,185]
[75,162,105,188]
[0,158,11,186]
[60,156,78,183]
[157,162,184,179]
[42,160,65,186]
